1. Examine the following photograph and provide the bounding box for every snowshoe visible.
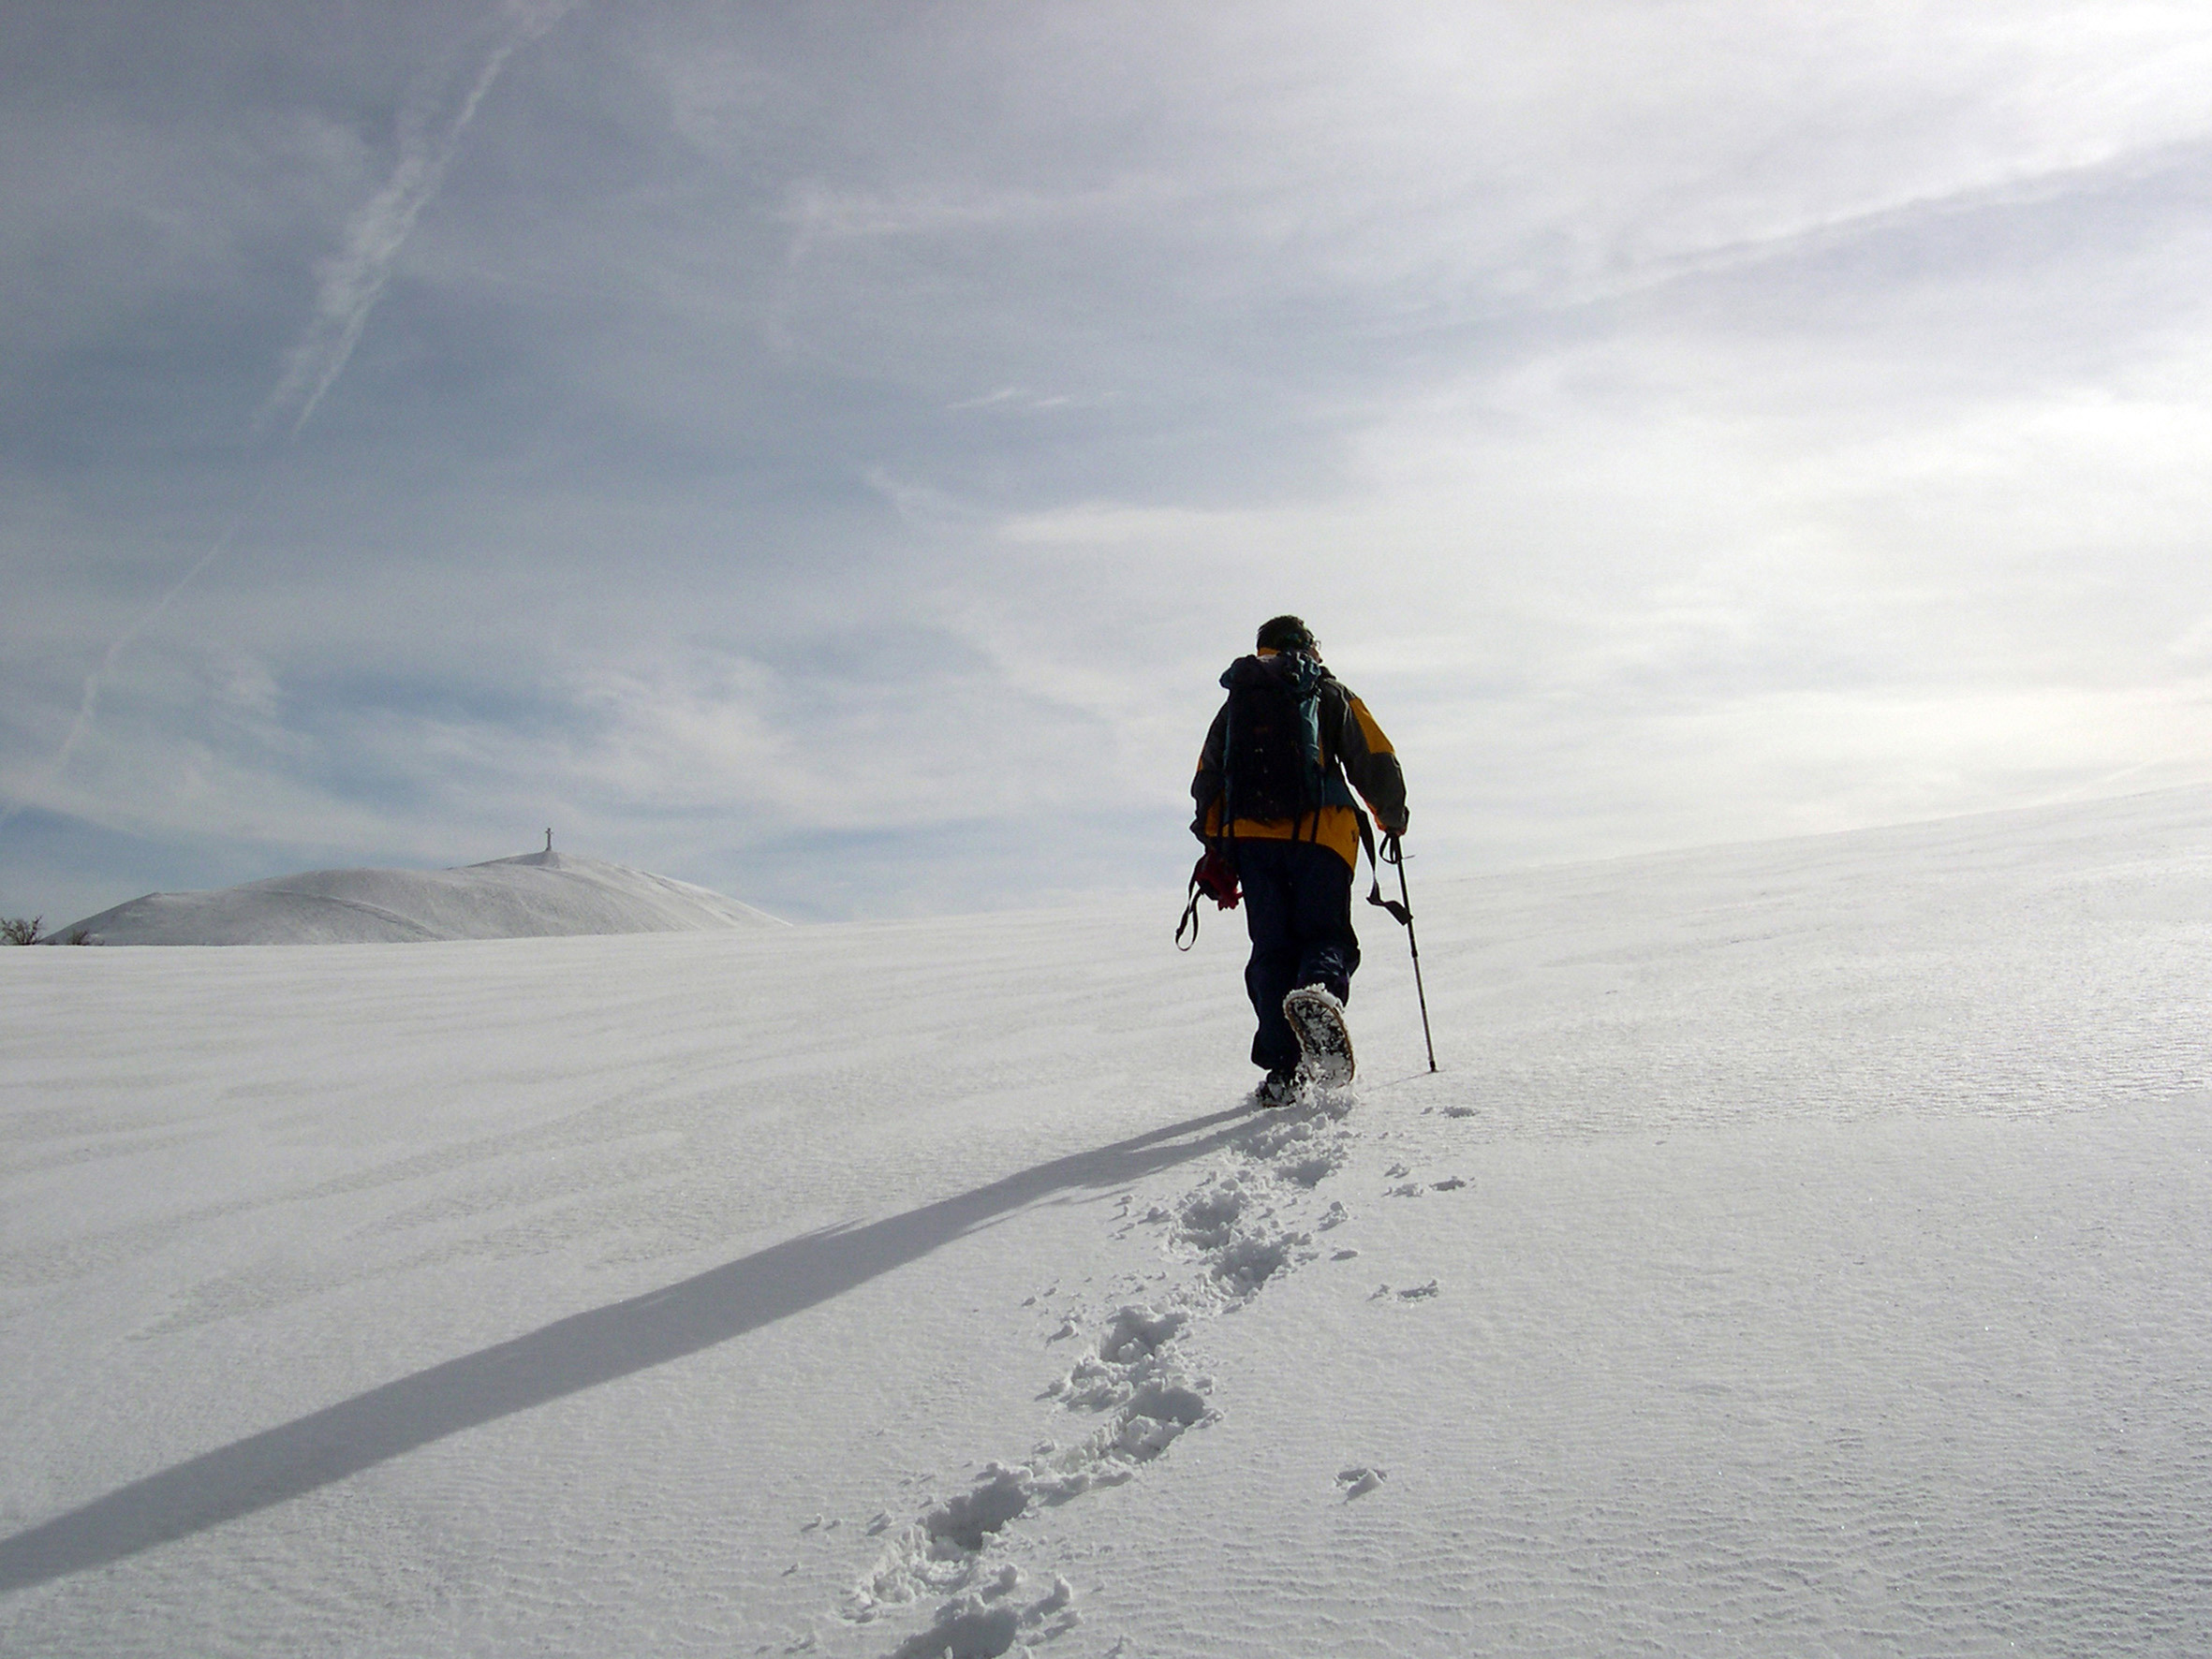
[1282,985,1355,1089]
[1254,1066,1302,1109]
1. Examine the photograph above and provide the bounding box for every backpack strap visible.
[1294,657,1326,845]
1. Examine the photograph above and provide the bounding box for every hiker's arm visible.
[1191,703,1230,842]
[1335,692,1408,833]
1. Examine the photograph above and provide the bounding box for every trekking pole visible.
[1391,838,1438,1072]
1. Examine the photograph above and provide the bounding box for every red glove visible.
[1193,848,1240,909]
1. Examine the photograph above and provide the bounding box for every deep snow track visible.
[848,1086,1361,1652]
[4,787,2210,1657]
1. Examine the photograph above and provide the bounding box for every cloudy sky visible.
[6,1,2211,924]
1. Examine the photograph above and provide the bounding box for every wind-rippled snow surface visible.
[4,788,2208,1655]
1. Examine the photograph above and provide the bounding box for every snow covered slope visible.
[3,788,2208,1656]
[54,848,787,944]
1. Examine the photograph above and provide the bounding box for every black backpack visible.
[1220,653,1327,826]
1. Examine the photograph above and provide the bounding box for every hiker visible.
[1189,615,1408,1105]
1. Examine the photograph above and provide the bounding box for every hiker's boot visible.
[1282,985,1355,1089]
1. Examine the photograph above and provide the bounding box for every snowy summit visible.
[54,849,786,946]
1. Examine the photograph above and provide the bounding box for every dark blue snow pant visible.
[1232,838,1360,1073]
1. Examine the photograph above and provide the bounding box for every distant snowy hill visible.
[55,849,786,944]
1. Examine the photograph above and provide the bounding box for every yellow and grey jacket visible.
[1191,650,1408,872]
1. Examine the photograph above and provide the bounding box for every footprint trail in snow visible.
[844,1084,1364,1649]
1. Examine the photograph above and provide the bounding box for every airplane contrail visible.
[260,1,579,437]
[0,481,277,834]
[4,2,579,834]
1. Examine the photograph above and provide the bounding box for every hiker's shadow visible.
[0,1106,1246,1592]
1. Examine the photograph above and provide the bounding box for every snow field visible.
[3,786,2210,1655]
[1060,1096,2212,1656]
[0,910,1263,1655]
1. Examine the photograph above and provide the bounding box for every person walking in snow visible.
[1190,615,1408,1106]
